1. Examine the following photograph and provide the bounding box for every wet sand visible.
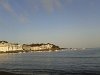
[0,71,22,75]
[0,71,100,75]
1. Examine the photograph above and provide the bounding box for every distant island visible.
[0,41,61,53]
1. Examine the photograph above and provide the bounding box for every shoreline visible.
[0,71,21,75]
[0,70,100,75]
[0,49,62,54]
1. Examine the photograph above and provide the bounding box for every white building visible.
[30,43,53,51]
[31,46,41,50]
[0,41,22,52]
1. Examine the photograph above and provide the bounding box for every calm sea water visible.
[0,48,100,74]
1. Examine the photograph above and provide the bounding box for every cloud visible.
[0,0,17,16]
[41,0,63,13]
[18,14,29,24]
[41,0,54,13]
[41,0,73,13]
[0,0,28,23]
[0,0,73,22]
[27,0,68,13]
[53,0,62,9]
[0,0,73,14]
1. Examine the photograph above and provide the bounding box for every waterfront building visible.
[22,43,53,51]
[0,41,22,52]
[31,46,41,50]
[0,41,60,52]
[22,44,31,50]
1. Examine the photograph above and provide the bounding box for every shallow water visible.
[0,48,100,74]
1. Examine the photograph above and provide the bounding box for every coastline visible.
[0,48,62,54]
[0,41,61,53]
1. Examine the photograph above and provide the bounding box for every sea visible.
[0,48,100,75]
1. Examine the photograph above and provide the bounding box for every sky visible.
[0,0,100,48]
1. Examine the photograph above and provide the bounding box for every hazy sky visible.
[0,0,100,48]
